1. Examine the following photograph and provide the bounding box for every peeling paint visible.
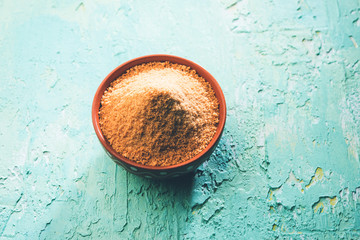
[0,0,360,239]
[305,167,324,189]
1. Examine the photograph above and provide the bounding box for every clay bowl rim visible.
[92,54,226,171]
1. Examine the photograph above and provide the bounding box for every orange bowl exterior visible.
[92,54,226,179]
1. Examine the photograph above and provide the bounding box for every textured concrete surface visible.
[1,0,360,239]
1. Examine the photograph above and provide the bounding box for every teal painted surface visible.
[0,0,359,239]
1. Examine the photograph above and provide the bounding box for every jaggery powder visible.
[99,61,219,167]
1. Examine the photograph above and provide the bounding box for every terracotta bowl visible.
[92,54,226,179]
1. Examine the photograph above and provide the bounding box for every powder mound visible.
[99,61,219,167]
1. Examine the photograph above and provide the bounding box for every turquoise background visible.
[1,0,359,239]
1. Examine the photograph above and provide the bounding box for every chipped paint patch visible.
[312,196,338,214]
[305,167,324,189]
[313,200,325,213]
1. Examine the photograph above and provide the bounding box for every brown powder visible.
[99,61,219,167]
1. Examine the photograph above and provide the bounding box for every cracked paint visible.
[0,0,360,239]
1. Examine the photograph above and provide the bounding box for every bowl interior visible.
[92,54,226,170]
